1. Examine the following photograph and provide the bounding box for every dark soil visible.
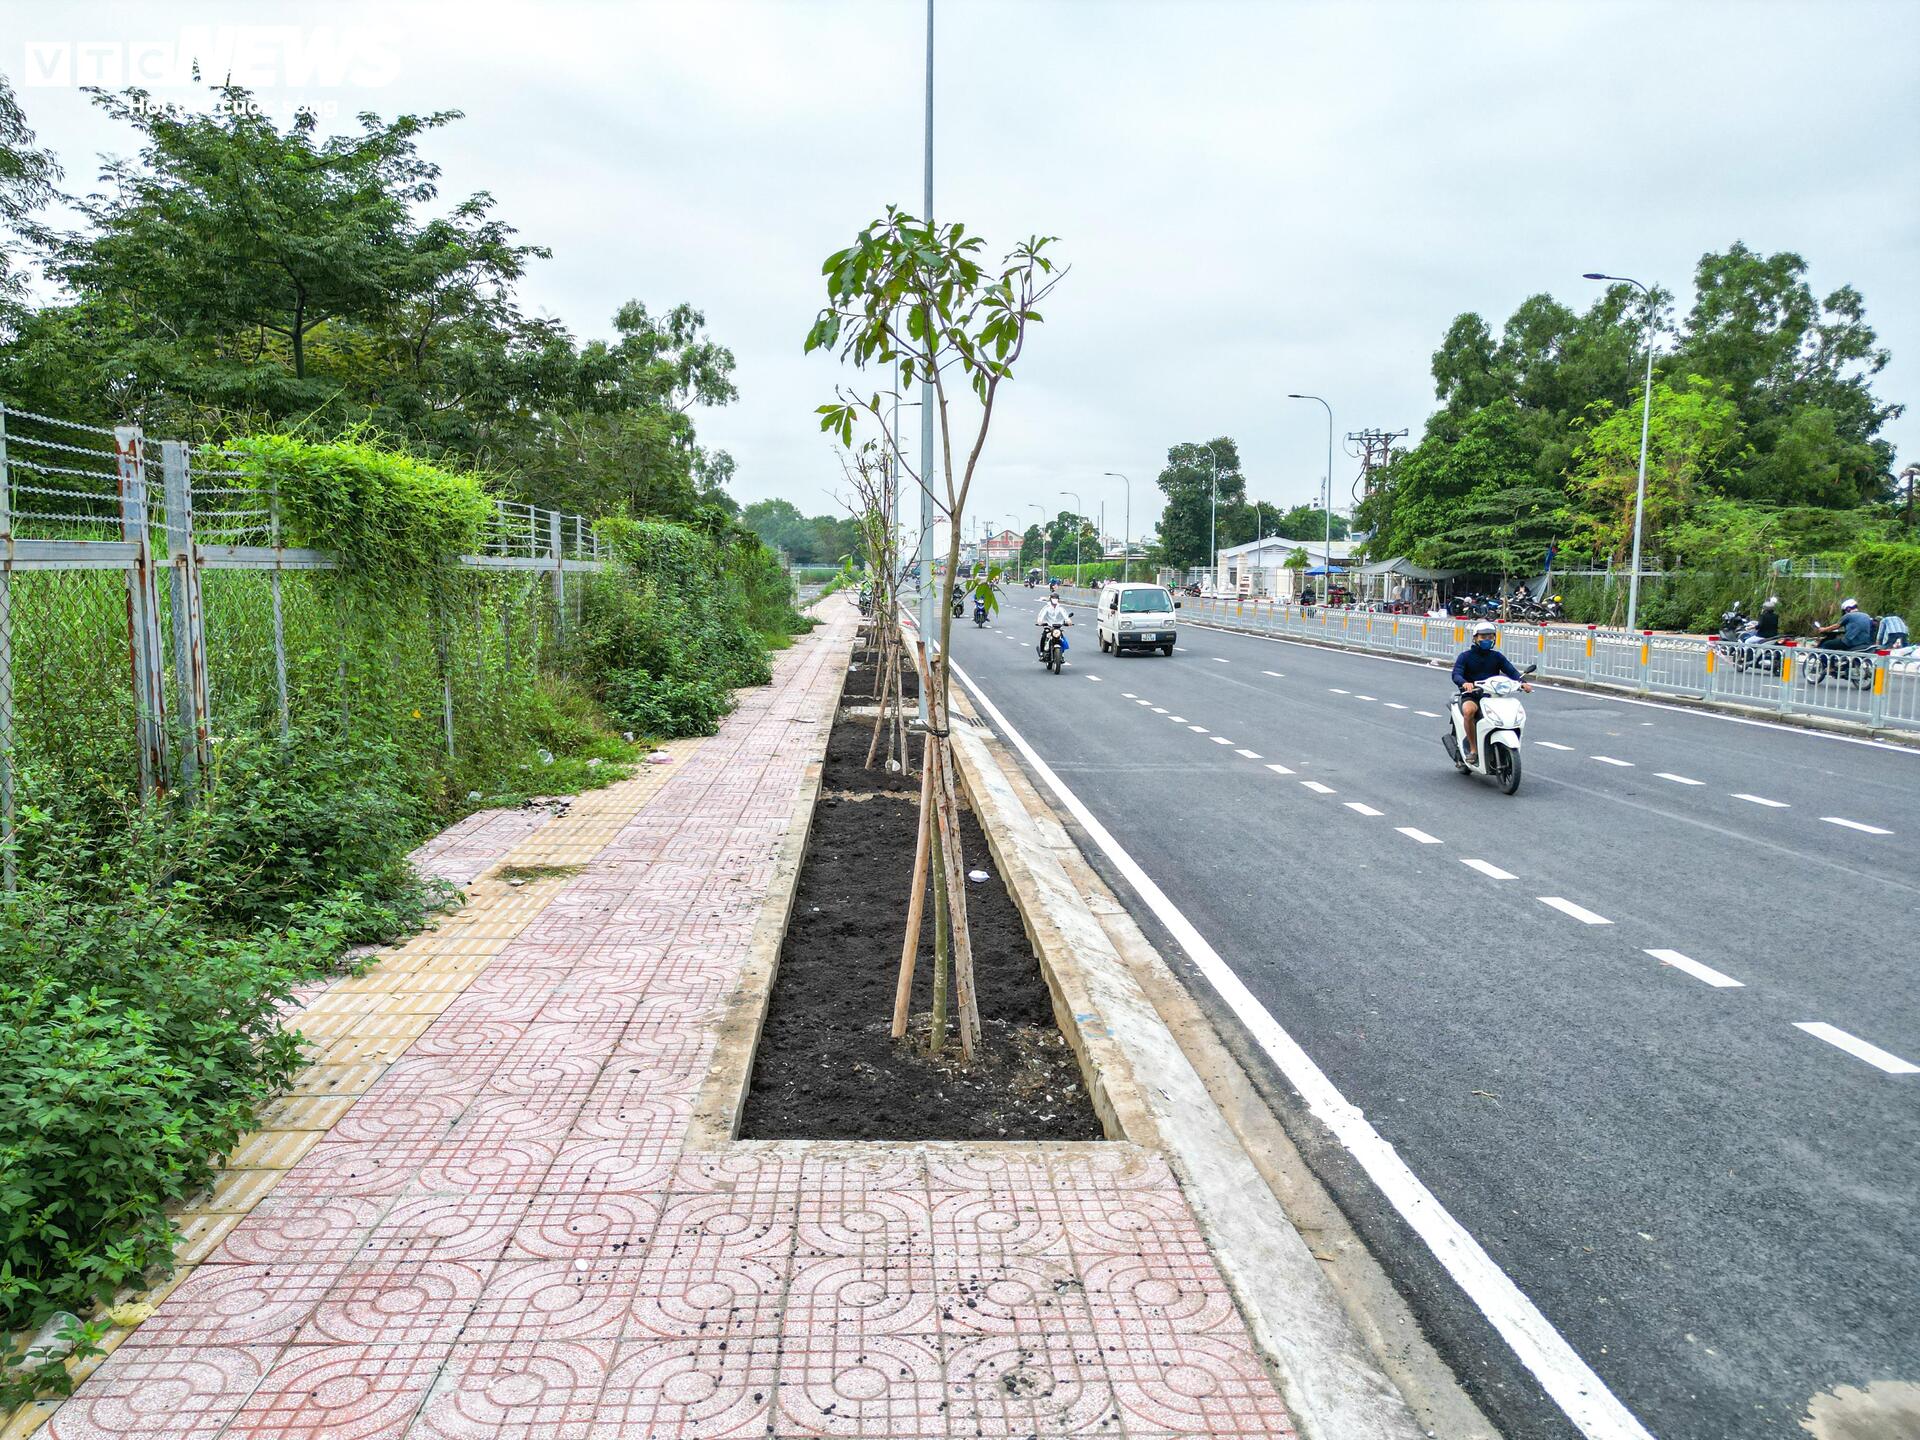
[841,639,919,701]
[740,664,1103,1142]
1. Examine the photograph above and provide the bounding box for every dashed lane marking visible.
[1733,793,1789,808]
[1384,702,1408,710]
[1416,710,1442,718]
[1822,816,1892,835]
[1396,827,1442,845]
[1153,707,1169,714]
[1266,763,1296,776]
[1122,692,1137,698]
[1537,741,1574,751]
[1793,1022,1919,1075]
[1086,674,1103,682]
[1210,736,1233,745]
[1354,694,1376,701]
[1655,773,1702,785]
[1329,687,1350,694]
[1213,657,1230,663]
[1235,748,1262,759]
[1262,670,1285,677]
[1188,724,1209,732]
[1538,896,1612,925]
[1345,802,1383,817]
[1591,755,1633,767]
[1169,715,1187,723]
[1301,780,1337,794]
[1461,858,1516,880]
[1647,949,1743,988]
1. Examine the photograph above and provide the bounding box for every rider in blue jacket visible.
[1452,620,1530,763]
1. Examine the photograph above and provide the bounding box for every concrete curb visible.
[944,687,1452,1440]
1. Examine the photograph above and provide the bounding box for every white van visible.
[1096,582,1179,655]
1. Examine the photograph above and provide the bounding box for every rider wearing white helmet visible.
[1451,620,1531,764]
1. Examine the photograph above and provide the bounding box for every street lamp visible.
[1584,272,1658,630]
[1103,471,1131,582]
[1195,445,1220,592]
[1060,490,1083,586]
[1287,395,1334,596]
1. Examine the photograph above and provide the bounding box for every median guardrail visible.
[1056,587,1920,735]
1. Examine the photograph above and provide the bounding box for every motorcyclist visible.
[1035,592,1072,659]
[1816,598,1874,650]
[1756,596,1781,641]
[1452,620,1531,764]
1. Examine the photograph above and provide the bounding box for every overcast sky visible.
[11,0,1917,541]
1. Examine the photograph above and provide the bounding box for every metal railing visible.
[0,401,614,884]
[1060,587,1920,735]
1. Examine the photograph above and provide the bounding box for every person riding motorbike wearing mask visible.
[1817,598,1874,650]
[1035,593,1072,658]
[1757,596,1781,640]
[1452,620,1530,764]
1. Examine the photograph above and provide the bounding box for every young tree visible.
[807,208,1064,1060]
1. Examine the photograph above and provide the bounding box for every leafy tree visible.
[1271,503,1349,540]
[0,72,59,311]
[1423,482,1565,580]
[1017,523,1045,569]
[1154,437,1245,570]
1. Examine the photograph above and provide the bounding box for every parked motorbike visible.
[1442,664,1537,794]
[1038,616,1072,673]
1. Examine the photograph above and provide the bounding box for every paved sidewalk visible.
[30,604,1299,1439]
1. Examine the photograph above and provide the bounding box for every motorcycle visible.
[1442,664,1537,795]
[1804,641,1877,688]
[972,598,988,628]
[856,586,873,616]
[1038,616,1073,673]
[951,592,965,619]
[1715,606,1785,675]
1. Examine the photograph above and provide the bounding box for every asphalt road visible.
[941,599,1920,1440]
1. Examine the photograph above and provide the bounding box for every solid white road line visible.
[950,657,1659,1440]
[1538,896,1613,925]
[1461,858,1517,881]
[1265,763,1295,776]
[1345,802,1383,817]
[1793,1022,1920,1076]
[1235,748,1262,759]
[1536,741,1574,752]
[1262,670,1285,677]
[1301,780,1337,794]
[1647,949,1743,988]
[1396,827,1442,845]
[1384,702,1408,710]
[1591,755,1633,767]
[1655,773,1702,785]
[1733,793,1789,808]
[1211,736,1232,745]
[1822,816,1892,835]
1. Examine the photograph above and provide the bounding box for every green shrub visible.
[1847,541,1920,622]
[224,432,492,576]
[603,670,734,738]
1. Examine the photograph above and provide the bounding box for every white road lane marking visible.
[1188,724,1208,732]
[1537,741,1574,751]
[1345,802,1383,817]
[1793,1023,1920,1075]
[1397,827,1442,845]
[1235,748,1262,759]
[1135,699,1153,706]
[951,657,1660,1440]
[1461,858,1516,880]
[1152,707,1168,714]
[1416,710,1441,718]
[1354,694,1376,701]
[1265,763,1295,776]
[1384,702,1408,710]
[1329,687,1350,694]
[1086,674,1103,682]
[1262,670,1285,677]
[1169,715,1187,723]
[1647,949,1743,988]
[1822,816,1892,835]
[1122,692,1137,698]
[1655,772,1702,785]
[1213,657,1230,663]
[1210,736,1232,745]
[1301,780,1337,794]
[1591,755,1633,767]
[1538,896,1613,925]
[1733,793,1789,808]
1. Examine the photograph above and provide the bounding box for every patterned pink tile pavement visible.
[42,606,1297,1439]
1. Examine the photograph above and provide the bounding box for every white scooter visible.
[1442,665,1536,794]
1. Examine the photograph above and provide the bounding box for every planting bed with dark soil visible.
[740,636,1102,1142]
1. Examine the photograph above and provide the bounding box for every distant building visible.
[1214,536,1362,598]
[978,528,1024,572]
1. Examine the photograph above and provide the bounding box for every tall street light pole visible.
[1103,471,1131,582]
[1584,272,1657,631]
[1287,394,1334,592]
[915,0,936,722]
[1060,490,1083,586]
[1199,444,1220,591]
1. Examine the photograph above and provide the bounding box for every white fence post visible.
[160,441,212,789]
[115,426,169,796]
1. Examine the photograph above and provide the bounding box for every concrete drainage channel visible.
[689,618,1481,1440]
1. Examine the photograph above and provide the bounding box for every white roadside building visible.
[1210,536,1363,598]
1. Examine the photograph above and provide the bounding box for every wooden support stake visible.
[891,754,934,1038]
